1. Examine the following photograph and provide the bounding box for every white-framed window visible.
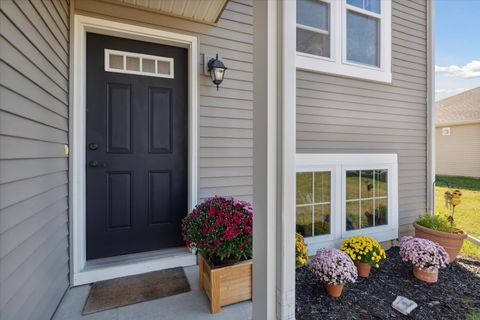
[296,0,392,83]
[442,127,451,136]
[296,154,398,254]
[104,49,174,79]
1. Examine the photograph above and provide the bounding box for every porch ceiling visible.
[101,0,229,24]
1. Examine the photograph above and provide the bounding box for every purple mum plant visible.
[399,236,450,270]
[308,248,357,285]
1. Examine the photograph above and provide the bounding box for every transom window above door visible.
[296,154,398,254]
[296,0,392,83]
[104,49,174,78]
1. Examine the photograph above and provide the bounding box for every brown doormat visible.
[82,267,191,315]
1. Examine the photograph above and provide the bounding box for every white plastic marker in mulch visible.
[392,296,418,315]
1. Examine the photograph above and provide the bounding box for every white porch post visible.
[252,0,296,319]
[276,0,297,318]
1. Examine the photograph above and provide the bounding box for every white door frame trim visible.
[69,14,199,286]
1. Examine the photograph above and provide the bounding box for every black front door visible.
[86,33,188,260]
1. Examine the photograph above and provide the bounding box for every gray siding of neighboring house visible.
[296,0,428,236]
[0,1,70,320]
[74,0,254,203]
[436,124,480,178]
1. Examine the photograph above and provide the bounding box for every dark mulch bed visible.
[296,247,480,320]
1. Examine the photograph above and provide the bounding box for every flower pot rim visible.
[413,222,468,239]
[413,266,439,272]
[354,260,374,266]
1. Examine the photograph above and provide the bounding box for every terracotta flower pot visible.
[413,222,467,261]
[413,266,438,283]
[324,283,344,298]
[354,261,371,278]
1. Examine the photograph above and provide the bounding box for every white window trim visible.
[296,154,398,255]
[296,0,392,83]
[296,165,337,243]
[104,49,175,78]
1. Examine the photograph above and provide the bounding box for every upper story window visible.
[296,0,392,83]
[297,0,331,58]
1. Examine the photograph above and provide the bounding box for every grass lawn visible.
[435,175,480,259]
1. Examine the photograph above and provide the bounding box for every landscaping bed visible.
[296,247,480,319]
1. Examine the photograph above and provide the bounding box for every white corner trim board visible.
[69,14,199,286]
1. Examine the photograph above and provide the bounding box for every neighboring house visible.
[435,87,480,178]
[0,0,434,319]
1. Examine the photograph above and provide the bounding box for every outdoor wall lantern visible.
[208,54,227,90]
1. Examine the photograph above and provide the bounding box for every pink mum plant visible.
[308,248,357,285]
[399,236,450,270]
[182,196,253,264]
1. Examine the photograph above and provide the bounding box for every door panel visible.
[86,33,188,260]
[106,83,132,153]
[149,87,172,153]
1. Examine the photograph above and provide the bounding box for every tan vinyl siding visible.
[75,0,254,202]
[0,1,70,320]
[296,0,428,236]
[436,124,480,178]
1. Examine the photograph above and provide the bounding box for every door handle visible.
[89,160,99,168]
[89,143,99,150]
[89,160,106,168]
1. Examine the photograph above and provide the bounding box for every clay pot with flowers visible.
[414,189,467,261]
[340,236,387,278]
[399,236,450,283]
[182,196,253,313]
[308,248,357,298]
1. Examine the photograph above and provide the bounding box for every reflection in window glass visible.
[296,0,330,58]
[126,56,140,71]
[297,0,329,31]
[346,201,359,230]
[347,11,379,67]
[346,170,359,200]
[109,54,124,69]
[157,60,171,75]
[296,171,331,237]
[297,172,313,205]
[347,0,381,14]
[297,29,330,58]
[296,206,313,237]
[346,169,388,230]
[314,171,331,203]
[142,59,156,73]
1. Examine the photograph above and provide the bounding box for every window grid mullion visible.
[297,201,331,208]
[373,169,376,227]
[311,172,315,236]
[345,4,381,19]
[358,171,362,229]
[296,23,330,35]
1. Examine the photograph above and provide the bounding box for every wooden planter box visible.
[198,254,252,313]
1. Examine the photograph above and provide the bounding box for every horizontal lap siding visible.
[436,124,480,178]
[296,0,428,236]
[0,1,70,320]
[75,0,254,202]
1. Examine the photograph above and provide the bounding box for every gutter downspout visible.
[427,0,436,215]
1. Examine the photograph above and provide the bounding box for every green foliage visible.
[436,175,480,191]
[416,214,452,233]
[435,175,480,259]
[467,311,480,320]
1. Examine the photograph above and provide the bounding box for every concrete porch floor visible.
[53,266,252,320]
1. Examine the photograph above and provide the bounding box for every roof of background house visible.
[435,87,480,126]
